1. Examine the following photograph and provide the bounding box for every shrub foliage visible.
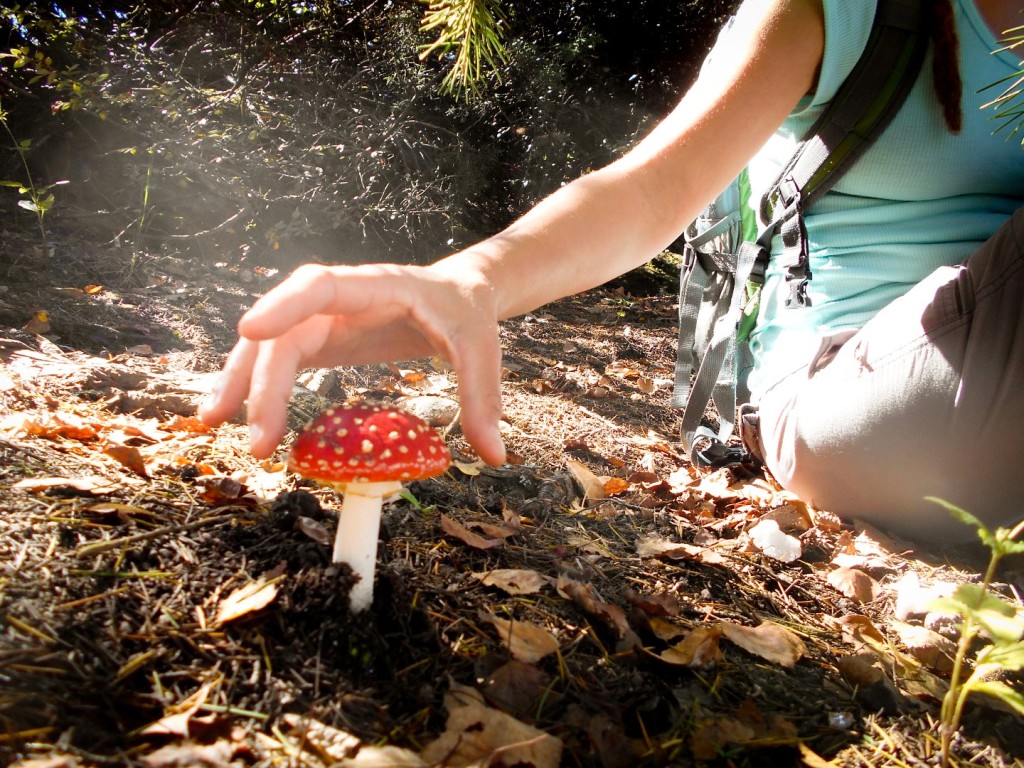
[0,0,736,266]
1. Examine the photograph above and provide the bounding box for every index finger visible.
[238,263,408,341]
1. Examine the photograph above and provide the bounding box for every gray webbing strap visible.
[761,0,929,308]
[673,0,927,464]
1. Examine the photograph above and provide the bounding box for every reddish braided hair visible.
[929,0,963,133]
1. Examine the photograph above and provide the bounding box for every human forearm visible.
[435,0,825,322]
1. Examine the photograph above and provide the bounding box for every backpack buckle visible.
[692,439,750,469]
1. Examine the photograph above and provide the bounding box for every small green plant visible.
[925,498,1024,767]
[0,99,66,241]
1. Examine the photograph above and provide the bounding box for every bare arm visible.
[454,0,824,318]
[201,0,824,464]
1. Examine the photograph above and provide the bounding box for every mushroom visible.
[287,400,451,612]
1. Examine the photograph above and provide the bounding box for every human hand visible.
[198,261,507,465]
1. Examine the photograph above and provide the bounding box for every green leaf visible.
[954,583,1014,615]
[926,497,994,545]
[975,642,1024,672]
[973,609,1024,645]
[969,680,1024,716]
[0,179,24,187]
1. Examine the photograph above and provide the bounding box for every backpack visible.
[671,0,929,467]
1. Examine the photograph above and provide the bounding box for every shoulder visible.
[806,1,878,109]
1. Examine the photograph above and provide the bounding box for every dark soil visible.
[0,230,1022,768]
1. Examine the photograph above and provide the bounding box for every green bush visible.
[0,0,736,266]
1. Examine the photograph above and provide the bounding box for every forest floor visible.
[0,228,1022,768]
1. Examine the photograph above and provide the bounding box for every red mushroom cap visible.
[288,401,452,485]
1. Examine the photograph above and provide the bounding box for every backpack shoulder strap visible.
[758,0,930,308]
[674,0,928,467]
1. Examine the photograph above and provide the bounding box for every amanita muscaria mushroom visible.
[287,400,451,612]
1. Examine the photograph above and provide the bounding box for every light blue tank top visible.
[745,0,1024,400]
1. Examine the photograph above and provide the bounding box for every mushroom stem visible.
[333,481,402,612]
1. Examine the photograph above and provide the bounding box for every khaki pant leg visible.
[756,207,1024,545]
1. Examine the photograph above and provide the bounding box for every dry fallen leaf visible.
[140,680,214,737]
[281,713,425,766]
[104,444,149,478]
[826,566,881,604]
[481,660,554,719]
[761,503,813,534]
[140,741,242,768]
[215,571,284,625]
[440,514,505,550]
[3,412,99,441]
[719,621,806,669]
[295,516,332,547]
[420,682,562,768]
[160,415,214,434]
[472,568,552,595]
[13,475,115,495]
[565,458,606,501]
[891,620,956,674]
[657,626,723,669]
[452,460,485,476]
[557,576,639,648]
[690,703,799,762]
[480,612,560,663]
[602,476,631,496]
[834,614,886,646]
[836,654,909,714]
[24,310,51,335]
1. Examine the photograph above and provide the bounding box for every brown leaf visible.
[565,458,606,501]
[835,614,886,646]
[891,620,956,674]
[161,415,214,434]
[140,740,240,768]
[13,475,114,496]
[281,714,423,766]
[761,503,813,534]
[104,444,149,478]
[480,612,560,663]
[556,576,639,648]
[83,501,157,523]
[602,477,631,496]
[440,514,505,550]
[196,475,248,506]
[421,682,563,768]
[646,616,686,642]
[481,660,555,719]
[836,654,909,714]
[140,681,213,737]
[635,535,728,565]
[3,412,98,441]
[719,621,806,669]
[826,566,881,604]
[215,570,284,625]
[636,535,698,559]
[657,626,723,669]
[280,713,361,762]
[472,568,553,595]
[24,310,51,335]
[295,516,332,547]
[623,589,681,617]
[689,716,757,762]
[690,703,798,762]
